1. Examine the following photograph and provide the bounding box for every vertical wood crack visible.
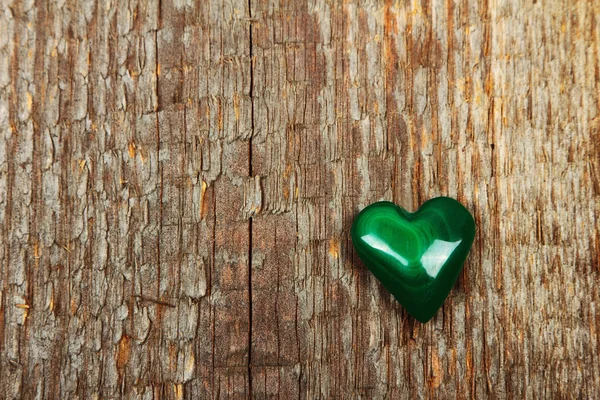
[248,0,254,397]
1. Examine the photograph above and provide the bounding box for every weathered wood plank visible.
[1,0,599,398]
[1,0,252,398]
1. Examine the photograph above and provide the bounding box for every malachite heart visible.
[351,197,476,323]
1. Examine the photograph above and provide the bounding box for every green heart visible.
[351,197,476,323]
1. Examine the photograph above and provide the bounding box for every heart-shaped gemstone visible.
[351,197,476,323]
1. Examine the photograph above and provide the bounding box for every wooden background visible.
[1,0,599,398]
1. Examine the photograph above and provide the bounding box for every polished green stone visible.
[351,197,476,323]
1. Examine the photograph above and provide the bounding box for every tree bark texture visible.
[1,0,599,398]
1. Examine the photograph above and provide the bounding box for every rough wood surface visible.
[1,0,599,398]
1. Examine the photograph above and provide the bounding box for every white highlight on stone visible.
[361,234,409,267]
[420,239,462,278]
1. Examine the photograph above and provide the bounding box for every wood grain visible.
[1,0,599,398]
